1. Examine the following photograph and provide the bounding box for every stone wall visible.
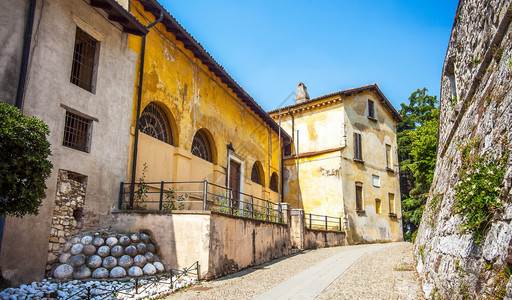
[414,1,512,298]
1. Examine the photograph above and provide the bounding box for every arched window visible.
[270,172,279,192]
[191,130,213,162]
[251,162,263,185]
[139,103,173,144]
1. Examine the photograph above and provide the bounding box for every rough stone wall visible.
[46,170,87,271]
[414,1,512,298]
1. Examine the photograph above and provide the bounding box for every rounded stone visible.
[59,253,72,264]
[62,242,73,253]
[70,243,84,255]
[136,243,147,254]
[69,254,86,267]
[139,233,150,243]
[110,267,126,278]
[91,267,109,279]
[92,237,105,247]
[54,264,73,279]
[82,244,96,256]
[142,263,156,275]
[72,266,91,279]
[97,246,110,257]
[86,255,102,269]
[144,252,154,263]
[128,266,143,277]
[119,236,131,246]
[111,245,124,258]
[81,236,93,245]
[105,237,118,247]
[118,255,133,268]
[130,234,140,243]
[125,245,137,257]
[133,255,147,268]
[153,261,165,273]
[102,256,117,269]
[146,244,156,253]
[70,237,81,244]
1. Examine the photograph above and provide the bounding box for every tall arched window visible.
[191,130,213,163]
[139,103,173,144]
[251,162,263,186]
[270,172,279,192]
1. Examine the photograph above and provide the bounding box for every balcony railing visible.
[118,181,285,224]
[305,213,343,231]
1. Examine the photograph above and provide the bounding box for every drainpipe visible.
[129,11,163,205]
[296,130,300,209]
[278,109,281,204]
[15,0,37,111]
[288,108,294,142]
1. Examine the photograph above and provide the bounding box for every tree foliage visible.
[397,88,438,241]
[0,102,52,217]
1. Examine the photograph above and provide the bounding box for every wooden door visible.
[229,160,241,208]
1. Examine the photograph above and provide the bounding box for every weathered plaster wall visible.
[414,1,512,298]
[303,229,345,249]
[0,0,28,105]
[0,0,137,285]
[128,2,283,202]
[111,211,291,279]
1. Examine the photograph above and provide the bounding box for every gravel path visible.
[166,242,422,299]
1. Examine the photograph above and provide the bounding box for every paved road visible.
[167,242,422,299]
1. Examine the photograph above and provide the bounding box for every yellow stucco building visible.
[269,83,403,243]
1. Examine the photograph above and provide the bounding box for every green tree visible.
[0,102,52,217]
[397,88,438,241]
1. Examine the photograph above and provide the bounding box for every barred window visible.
[270,172,278,192]
[191,130,212,162]
[70,27,99,92]
[139,103,173,144]
[354,133,362,161]
[63,111,92,152]
[251,163,262,185]
[355,182,363,211]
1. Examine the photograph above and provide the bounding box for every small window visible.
[63,111,93,152]
[375,199,381,214]
[372,175,380,187]
[354,133,362,161]
[191,130,213,163]
[284,143,292,156]
[251,162,263,185]
[70,27,99,92]
[367,99,376,119]
[385,144,392,169]
[355,182,363,211]
[389,193,396,215]
[270,172,279,192]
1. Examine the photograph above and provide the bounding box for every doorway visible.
[229,160,241,208]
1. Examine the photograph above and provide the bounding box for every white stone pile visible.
[53,232,165,280]
[0,275,197,299]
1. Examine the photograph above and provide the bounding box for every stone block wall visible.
[414,1,512,298]
[47,170,87,271]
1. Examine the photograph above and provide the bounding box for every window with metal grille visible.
[70,27,99,92]
[355,182,363,211]
[354,133,362,161]
[270,172,279,192]
[63,111,92,152]
[251,163,262,185]
[191,130,212,162]
[139,103,173,144]
[389,193,396,215]
[367,99,376,119]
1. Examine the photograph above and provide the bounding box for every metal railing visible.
[118,181,285,224]
[305,213,343,231]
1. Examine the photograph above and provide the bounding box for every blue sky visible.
[160,0,459,112]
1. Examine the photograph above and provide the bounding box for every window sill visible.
[356,209,366,214]
[388,213,397,218]
[367,116,377,121]
[353,158,364,164]
[385,167,395,173]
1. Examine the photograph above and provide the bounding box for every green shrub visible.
[0,102,52,217]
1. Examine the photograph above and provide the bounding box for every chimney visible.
[295,82,310,103]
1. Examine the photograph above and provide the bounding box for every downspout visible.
[278,109,281,203]
[288,108,294,142]
[15,0,37,111]
[129,11,163,205]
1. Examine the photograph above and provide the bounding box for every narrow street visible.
[167,242,422,299]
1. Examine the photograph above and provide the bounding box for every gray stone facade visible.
[414,1,512,298]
